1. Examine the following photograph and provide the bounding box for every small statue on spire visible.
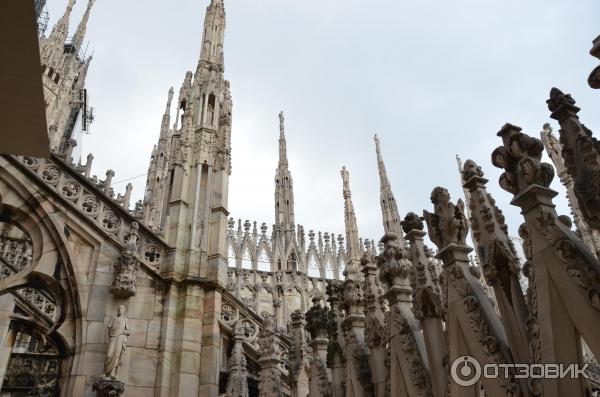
[279,111,285,135]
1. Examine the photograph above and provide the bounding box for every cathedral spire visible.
[72,0,95,52]
[341,166,361,267]
[48,0,76,43]
[274,112,295,228]
[374,134,402,238]
[197,0,226,71]
[278,111,288,167]
[160,87,174,139]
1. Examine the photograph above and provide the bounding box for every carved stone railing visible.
[8,154,168,272]
[14,287,57,323]
[226,218,376,281]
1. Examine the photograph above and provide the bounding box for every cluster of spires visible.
[44,0,481,272]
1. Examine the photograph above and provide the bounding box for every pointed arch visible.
[324,259,334,280]
[226,240,237,268]
[241,246,253,270]
[257,249,270,272]
[307,254,320,278]
[0,162,86,396]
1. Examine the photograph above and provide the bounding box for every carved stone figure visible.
[423,187,469,249]
[110,223,140,298]
[104,305,130,380]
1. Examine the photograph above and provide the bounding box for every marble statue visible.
[104,306,130,380]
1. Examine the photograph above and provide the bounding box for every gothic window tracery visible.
[0,222,33,279]
[1,325,60,396]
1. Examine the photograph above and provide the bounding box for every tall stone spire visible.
[274,111,295,228]
[72,0,95,51]
[278,111,288,167]
[139,0,233,394]
[160,87,174,139]
[197,0,226,72]
[374,134,402,238]
[341,166,361,268]
[143,87,175,230]
[48,0,76,44]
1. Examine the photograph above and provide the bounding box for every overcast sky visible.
[45,0,600,245]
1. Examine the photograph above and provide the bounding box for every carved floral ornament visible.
[491,124,554,196]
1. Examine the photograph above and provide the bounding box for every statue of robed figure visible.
[104,305,130,380]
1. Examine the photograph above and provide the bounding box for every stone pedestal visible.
[92,379,125,397]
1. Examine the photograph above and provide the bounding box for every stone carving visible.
[547,88,600,231]
[589,35,600,89]
[402,213,446,397]
[111,223,141,298]
[423,186,469,249]
[305,295,329,340]
[15,287,57,322]
[424,186,521,396]
[493,123,600,395]
[492,124,554,196]
[462,159,532,393]
[93,379,126,397]
[2,329,59,396]
[0,228,33,278]
[305,296,332,397]
[103,305,130,380]
[225,321,250,397]
[226,214,352,281]
[540,123,600,258]
[325,281,346,397]
[377,232,432,397]
[257,315,284,397]
[13,155,166,269]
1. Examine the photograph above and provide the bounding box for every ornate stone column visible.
[361,243,387,397]
[492,123,600,396]
[257,315,284,397]
[341,260,373,397]
[289,310,310,397]
[377,232,432,397]
[402,213,447,397]
[225,321,250,397]
[305,294,332,397]
[462,159,531,378]
[423,186,521,397]
[326,282,345,397]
